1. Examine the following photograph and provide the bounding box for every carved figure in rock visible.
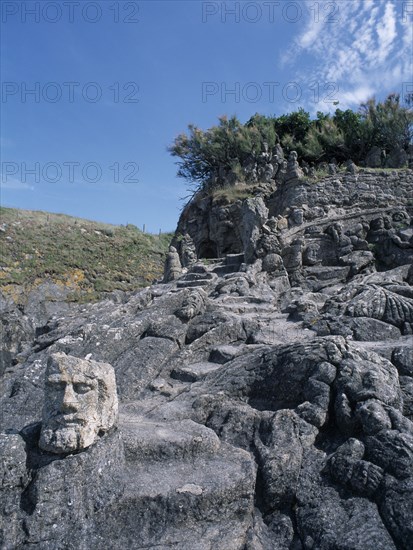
[163,245,182,282]
[241,197,269,264]
[348,222,369,250]
[340,250,375,276]
[272,143,284,161]
[256,143,275,182]
[242,155,258,183]
[283,239,303,271]
[257,231,282,257]
[282,239,304,285]
[365,146,383,168]
[215,275,251,296]
[392,210,410,226]
[289,208,304,226]
[275,158,287,183]
[262,142,271,160]
[285,151,304,182]
[368,216,413,248]
[258,163,274,183]
[39,353,118,454]
[367,216,413,268]
[344,159,357,174]
[367,217,387,243]
[386,147,408,168]
[303,243,321,266]
[325,222,353,258]
[175,288,207,321]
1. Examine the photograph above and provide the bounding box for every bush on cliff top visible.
[169,93,413,193]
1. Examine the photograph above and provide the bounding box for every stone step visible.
[217,300,276,314]
[225,253,245,265]
[181,272,216,281]
[216,294,273,305]
[351,335,413,361]
[91,443,256,549]
[120,418,220,462]
[171,361,222,382]
[92,516,248,549]
[177,279,214,288]
[212,265,241,276]
[209,344,251,364]
[189,264,210,274]
[211,254,245,276]
[249,321,314,345]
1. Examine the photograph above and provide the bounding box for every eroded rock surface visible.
[1,167,412,548]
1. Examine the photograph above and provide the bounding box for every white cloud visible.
[355,6,379,59]
[337,85,376,107]
[298,11,326,49]
[284,0,411,110]
[376,2,397,63]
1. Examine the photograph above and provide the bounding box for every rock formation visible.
[1,162,412,549]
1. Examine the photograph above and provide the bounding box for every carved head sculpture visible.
[370,217,385,231]
[303,243,321,266]
[39,353,118,454]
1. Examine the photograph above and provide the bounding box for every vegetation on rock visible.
[169,93,413,193]
[0,207,173,303]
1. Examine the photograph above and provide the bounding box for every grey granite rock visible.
[1,168,413,548]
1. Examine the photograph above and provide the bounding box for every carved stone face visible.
[303,243,321,266]
[370,217,385,231]
[39,353,118,454]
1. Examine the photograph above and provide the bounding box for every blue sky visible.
[1,0,412,233]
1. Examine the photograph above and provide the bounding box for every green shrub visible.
[169,94,412,192]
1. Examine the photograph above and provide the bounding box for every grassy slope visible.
[0,207,173,303]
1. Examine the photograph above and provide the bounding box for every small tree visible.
[333,108,365,161]
[245,113,278,150]
[169,115,278,192]
[168,115,252,190]
[359,93,413,153]
[273,108,312,144]
[302,118,345,162]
